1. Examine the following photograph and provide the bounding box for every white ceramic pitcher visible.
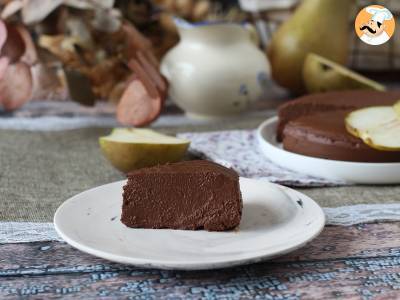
[161,19,270,119]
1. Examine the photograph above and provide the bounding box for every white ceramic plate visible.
[257,117,400,184]
[54,178,325,270]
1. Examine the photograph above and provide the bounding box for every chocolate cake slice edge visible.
[121,160,243,231]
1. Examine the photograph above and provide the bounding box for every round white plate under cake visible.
[54,178,325,270]
[257,117,400,185]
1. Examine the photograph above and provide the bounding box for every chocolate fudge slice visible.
[121,160,242,231]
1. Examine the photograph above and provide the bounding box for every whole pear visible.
[268,0,352,94]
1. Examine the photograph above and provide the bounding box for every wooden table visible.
[1,222,400,299]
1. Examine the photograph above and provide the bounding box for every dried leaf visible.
[122,21,159,67]
[30,63,62,100]
[121,22,152,58]
[87,57,127,99]
[108,80,126,103]
[0,61,32,111]
[175,0,194,18]
[159,12,178,34]
[117,58,163,126]
[127,59,158,99]
[192,0,211,21]
[65,17,93,48]
[1,24,24,63]
[116,78,161,126]
[0,56,9,80]
[1,0,23,20]
[22,0,63,25]
[91,8,121,33]
[63,67,95,106]
[135,50,167,99]
[38,34,63,52]
[16,25,38,65]
[143,48,159,68]
[38,35,78,65]
[64,0,114,10]
[0,20,7,51]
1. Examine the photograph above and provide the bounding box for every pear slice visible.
[345,106,397,138]
[394,100,400,119]
[362,120,400,151]
[99,128,190,173]
[303,53,386,93]
[345,106,400,151]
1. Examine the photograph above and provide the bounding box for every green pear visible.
[268,0,352,94]
[99,128,190,173]
[303,53,386,93]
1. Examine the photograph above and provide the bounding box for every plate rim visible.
[54,179,325,270]
[257,116,400,168]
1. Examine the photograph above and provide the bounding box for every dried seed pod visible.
[16,25,38,65]
[192,0,211,21]
[127,59,159,99]
[63,67,95,106]
[91,8,122,33]
[65,17,93,49]
[30,63,63,100]
[121,22,160,68]
[175,0,194,18]
[121,22,152,58]
[0,20,7,51]
[1,23,37,65]
[1,24,25,63]
[0,61,32,111]
[38,35,78,65]
[117,79,162,126]
[1,0,23,20]
[64,0,115,10]
[117,59,163,126]
[22,0,63,25]
[159,12,177,34]
[0,57,9,80]
[135,50,167,99]
[108,81,127,104]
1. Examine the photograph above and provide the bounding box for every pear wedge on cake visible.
[394,100,400,119]
[345,104,400,151]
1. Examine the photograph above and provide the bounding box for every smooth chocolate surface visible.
[121,160,243,231]
[278,90,400,162]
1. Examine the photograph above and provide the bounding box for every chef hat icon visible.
[366,7,393,24]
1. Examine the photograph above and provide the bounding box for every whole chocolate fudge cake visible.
[121,160,243,231]
[277,90,400,162]
[277,90,400,140]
